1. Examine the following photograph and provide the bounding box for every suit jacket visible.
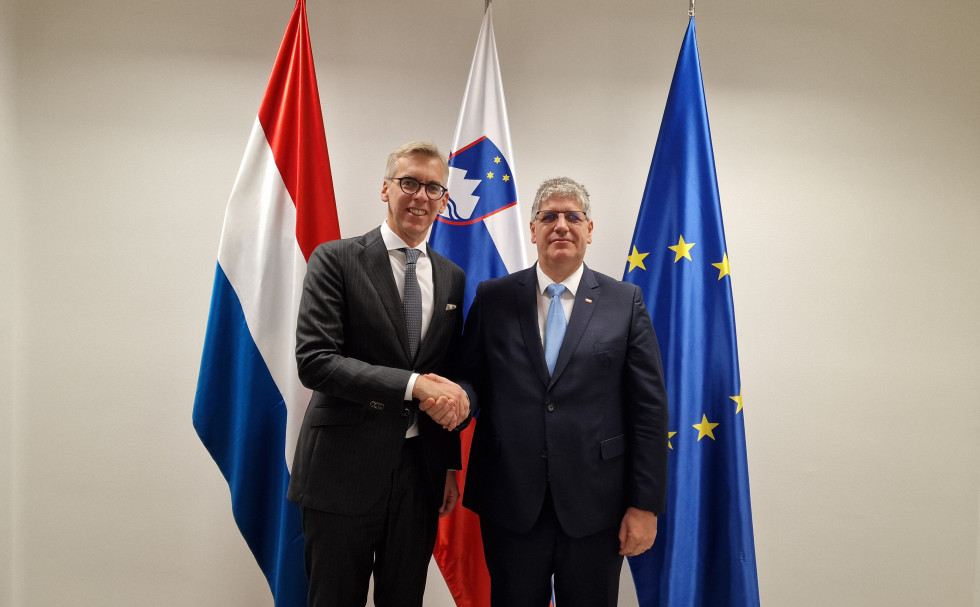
[287,227,466,515]
[460,263,668,538]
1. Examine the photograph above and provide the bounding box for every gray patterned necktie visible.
[401,248,422,429]
[401,248,422,362]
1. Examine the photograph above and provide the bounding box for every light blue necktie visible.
[544,283,567,375]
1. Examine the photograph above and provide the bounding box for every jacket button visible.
[546,403,555,412]
[401,407,411,417]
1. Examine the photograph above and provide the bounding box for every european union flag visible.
[623,17,760,607]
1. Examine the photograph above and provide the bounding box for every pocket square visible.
[446,303,457,310]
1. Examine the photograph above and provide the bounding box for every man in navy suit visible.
[458,176,669,607]
[288,142,471,607]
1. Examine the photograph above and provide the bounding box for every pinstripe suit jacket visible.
[287,227,466,514]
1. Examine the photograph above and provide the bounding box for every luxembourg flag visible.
[192,2,340,606]
[429,4,526,606]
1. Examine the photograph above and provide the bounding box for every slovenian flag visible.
[192,2,340,606]
[429,3,527,314]
[429,4,527,607]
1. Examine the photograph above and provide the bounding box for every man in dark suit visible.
[458,176,669,607]
[287,142,471,607]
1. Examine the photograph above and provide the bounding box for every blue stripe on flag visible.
[193,264,308,606]
[431,219,507,315]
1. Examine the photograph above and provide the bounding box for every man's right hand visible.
[413,374,469,430]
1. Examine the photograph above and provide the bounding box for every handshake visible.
[412,373,470,431]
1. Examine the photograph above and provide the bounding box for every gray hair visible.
[530,176,591,220]
[385,141,449,183]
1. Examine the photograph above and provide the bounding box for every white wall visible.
[5,0,979,606]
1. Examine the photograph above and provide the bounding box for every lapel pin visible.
[585,298,593,304]
[446,303,457,310]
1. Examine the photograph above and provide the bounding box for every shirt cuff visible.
[405,372,420,402]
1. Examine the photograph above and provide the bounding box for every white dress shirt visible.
[535,262,584,346]
[381,221,435,437]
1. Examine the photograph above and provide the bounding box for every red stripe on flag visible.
[448,135,487,159]
[435,201,518,226]
[257,0,341,260]
[434,421,491,607]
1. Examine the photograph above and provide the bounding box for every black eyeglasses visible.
[388,176,448,200]
[534,210,587,224]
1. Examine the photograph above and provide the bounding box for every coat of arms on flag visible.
[442,136,517,224]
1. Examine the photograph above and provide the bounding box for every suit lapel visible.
[550,264,598,386]
[516,266,551,388]
[416,245,451,366]
[359,228,412,362]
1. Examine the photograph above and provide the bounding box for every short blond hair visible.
[385,141,449,183]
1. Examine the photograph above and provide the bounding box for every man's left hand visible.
[618,507,658,556]
[439,471,460,518]
[420,396,459,430]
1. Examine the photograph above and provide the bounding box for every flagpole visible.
[485,0,491,12]
[689,0,695,16]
